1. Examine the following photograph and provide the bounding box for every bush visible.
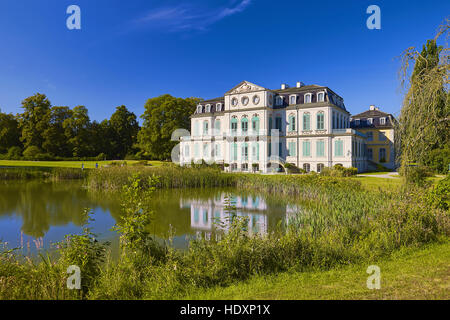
[424,145,450,174]
[320,165,358,177]
[6,146,22,160]
[22,146,42,159]
[399,165,433,186]
[427,175,450,211]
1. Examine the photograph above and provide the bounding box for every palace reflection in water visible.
[0,181,295,251]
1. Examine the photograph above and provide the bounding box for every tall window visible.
[269,117,273,132]
[334,140,344,156]
[184,145,190,157]
[276,96,283,106]
[288,115,296,132]
[367,131,373,141]
[241,117,248,133]
[252,116,260,133]
[214,119,221,134]
[231,143,237,161]
[252,143,259,160]
[302,141,311,157]
[194,121,199,136]
[317,112,324,130]
[379,132,386,141]
[316,140,325,157]
[242,143,248,161]
[203,143,209,157]
[206,104,211,112]
[379,148,386,162]
[367,148,373,160]
[197,105,202,113]
[303,163,310,172]
[194,144,199,157]
[303,113,311,130]
[231,118,238,133]
[317,163,324,173]
[288,141,296,157]
[275,117,282,131]
[214,144,220,157]
[203,121,209,135]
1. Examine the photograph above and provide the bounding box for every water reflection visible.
[0,181,293,251]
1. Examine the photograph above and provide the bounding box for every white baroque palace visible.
[179,81,371,173]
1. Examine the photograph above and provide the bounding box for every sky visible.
[0,0,448,122]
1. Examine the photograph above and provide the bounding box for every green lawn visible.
[0,160,164,169]
[351,176,403,191]
[186,241,450,300]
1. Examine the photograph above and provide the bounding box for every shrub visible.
[424,146,450,174]
[22,146,42,159]
[427,175,450,211]
[6,146,22,160]
[399,165,433,186]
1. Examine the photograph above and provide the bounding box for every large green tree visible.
[63,106,93,157]
[42,106,73,157]
[138,95,199,160]
[18,93,51,152]
[397,21,449,172]
[0,111,21,154]
[109,105,140,159]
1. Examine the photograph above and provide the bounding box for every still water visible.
[0,181,295,252]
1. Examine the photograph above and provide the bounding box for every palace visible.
[179,80,395,173]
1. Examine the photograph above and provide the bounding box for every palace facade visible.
[179,80,394,173]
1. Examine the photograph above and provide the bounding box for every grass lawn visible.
[351,176,403,192]
[0,160,165,169]
[186,240,450,300]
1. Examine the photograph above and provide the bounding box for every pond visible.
[0,181,295,253]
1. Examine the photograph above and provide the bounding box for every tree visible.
[0,111,21,154]
[109,105,140,159]
[18,93,51,151]
[138,95,199,160]
[42,106,73,157]
[63,106,93,157]
[397,19,449,173]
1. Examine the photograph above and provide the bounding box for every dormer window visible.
[289,95,297,105]
[367,118,373,125]
[317,92,325,102]
[380,117,386,125]
[304,93,312,104]
[206,104,211,112]
[276,96,283,106]
[355,119,360,126]
[216,103,222,112]
[197,105,202,113]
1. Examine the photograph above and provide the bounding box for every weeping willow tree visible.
[397,18,450,174]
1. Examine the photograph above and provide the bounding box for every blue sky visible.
[0,0,448,122]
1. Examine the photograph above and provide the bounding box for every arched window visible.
[216,103,222,112]
[288,114,296,132]
[206,104,211,112]
[304,93,312,104]
[303,163,310,173]
[197,105,202,113]
[276,96,283,106]
[303,113,311,130]
[230,117,238,133]
[317,112,324,130]
[290,95,297,105]
[251,115,260,133]
[241,117,248,133]
[317,92,325,102]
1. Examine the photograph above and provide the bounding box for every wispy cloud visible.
[132,0,252,32]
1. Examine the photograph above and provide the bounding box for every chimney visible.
[281,83,289,90]
[369,105,376,111]
[296,81,305,88]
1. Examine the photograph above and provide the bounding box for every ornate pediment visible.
[226,81,266,95]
